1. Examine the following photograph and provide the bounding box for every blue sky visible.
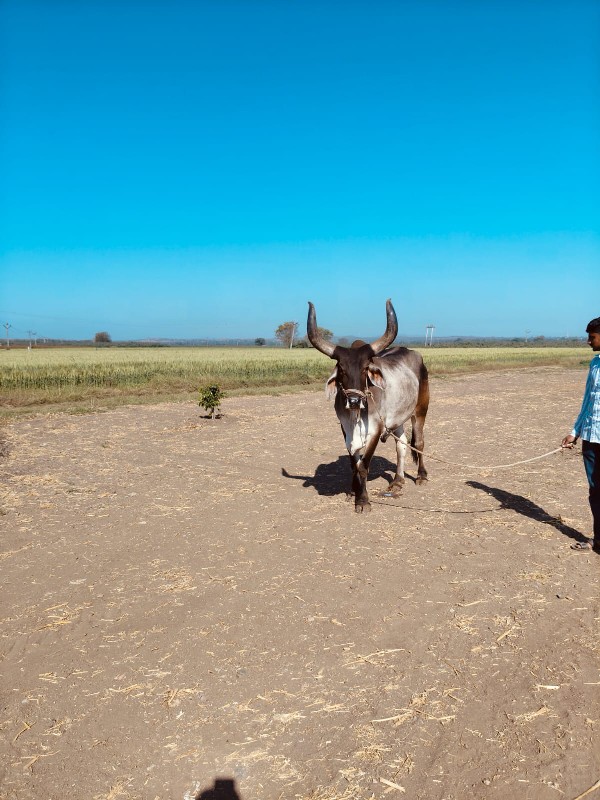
[1,0,599,341]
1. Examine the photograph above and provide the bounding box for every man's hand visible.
[561,434,577,448]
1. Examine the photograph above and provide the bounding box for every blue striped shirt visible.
[572,353,600,443]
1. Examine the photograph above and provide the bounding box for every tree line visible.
[87,329,585,349]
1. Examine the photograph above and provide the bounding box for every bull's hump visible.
[378,345,411,358]
[376,346,423,369]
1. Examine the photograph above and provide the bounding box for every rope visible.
[365,389,570,472]
[370,498,502,514]
[571,778,600,800]
[398,441,565,471]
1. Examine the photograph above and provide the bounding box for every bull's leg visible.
[411,412,428,484]
[350,455,363,501]
[386,425,407,497]
[341,424,356,501]
[351,436,379,513]
[410,370,429,485]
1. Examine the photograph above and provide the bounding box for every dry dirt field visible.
[1,368,599,800]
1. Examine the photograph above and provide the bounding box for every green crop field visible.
[0,345,590,417]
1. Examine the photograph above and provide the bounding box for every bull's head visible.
[307,299,398,409]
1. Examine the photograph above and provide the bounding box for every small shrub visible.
[198,384,225,418]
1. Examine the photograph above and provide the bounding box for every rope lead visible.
[397,441,564,472]
[365,389,567,472]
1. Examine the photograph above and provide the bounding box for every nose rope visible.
[341,387,368,400]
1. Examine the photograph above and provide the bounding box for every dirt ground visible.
[1,368,599,800]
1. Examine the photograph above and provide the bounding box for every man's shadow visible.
[467,480,587,543]
[282,454,414,496]
[196,778,242,799]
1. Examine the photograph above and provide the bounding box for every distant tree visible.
[275,321,298,349]
[255,337,266,347]
[336,337,351,347]
[94,331,111,344]
[304,327,334,348]
[317,327,333,342]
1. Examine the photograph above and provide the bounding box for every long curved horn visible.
[307,302,336,357]
[369,299,398,354]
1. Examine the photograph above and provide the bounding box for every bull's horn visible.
[370,299,398,353]
[307,302,336,357]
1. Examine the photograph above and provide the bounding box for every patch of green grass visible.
[0,345,590,418]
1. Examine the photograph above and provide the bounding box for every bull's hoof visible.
[383,485,403,498]
[415,476,428,486]
[384,478,404,497]
[355,502,371,513]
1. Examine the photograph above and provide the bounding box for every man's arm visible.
[562,359,596,447]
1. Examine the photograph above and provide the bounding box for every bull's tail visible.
[410,425,419,465]
[410,362,429,466]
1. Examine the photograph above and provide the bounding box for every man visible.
[562,317,600,553]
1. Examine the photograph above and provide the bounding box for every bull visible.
[307,299,429,512]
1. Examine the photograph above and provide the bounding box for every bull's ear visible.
[325,367,338,400]
[367,365,386,389]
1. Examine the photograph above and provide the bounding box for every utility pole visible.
[4,322,11,349]
[27,330,37,348]
[425,324,435,347]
